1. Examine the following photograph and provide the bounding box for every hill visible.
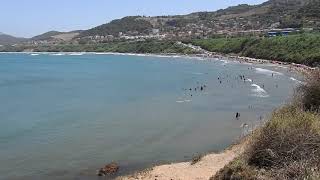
[80,16,153,37]
[31,30,83,41]
[79,0,320,38]
[0,32,27,45]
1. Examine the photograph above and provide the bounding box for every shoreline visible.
[0,51,317,75]
[116,138,248,180]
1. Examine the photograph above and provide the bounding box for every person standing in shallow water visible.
[236,112,240,120]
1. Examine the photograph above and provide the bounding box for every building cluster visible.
[23,24,305,46]
[77,21,303,43]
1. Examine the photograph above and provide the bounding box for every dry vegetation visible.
[191,154,204,165]
[213,70,320,180]
[297,70,320,111]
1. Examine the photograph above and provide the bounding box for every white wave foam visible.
[69,53,84,56]
[220,60,229,65]
[30,53,39,56]
[290,77,303,84]
[245,78,253,82]
[251,84,269,98]
[255,68,283,76]
[94,52,109,55]
[51,53,65,56]
[176,99,192,103]
[192,72,204,75]
[176,100,185,103]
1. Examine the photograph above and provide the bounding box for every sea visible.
[0,53,303,179]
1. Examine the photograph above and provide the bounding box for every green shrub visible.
[191,33,320,66]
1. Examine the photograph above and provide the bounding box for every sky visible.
[0,0,267,38]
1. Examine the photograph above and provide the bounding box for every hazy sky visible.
[0,0,266,38]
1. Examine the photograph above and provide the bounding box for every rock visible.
[97,168,106,176]
[97,162,119,176]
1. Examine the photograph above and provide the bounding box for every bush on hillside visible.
[297,71,320,111]
[191,33,320,66]
[247,106,320,169]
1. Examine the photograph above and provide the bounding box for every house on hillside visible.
[267,28,299,37]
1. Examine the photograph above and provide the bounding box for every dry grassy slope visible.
[139,0,315,29]
[52,32,80,41]
[217,4,271,20]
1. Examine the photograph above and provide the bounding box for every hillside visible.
[0,32,27,45]
[80,16,153,37]
[79,0,320,38]
[31,30,82,41]
[190,33,320,66]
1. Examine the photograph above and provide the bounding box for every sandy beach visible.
[116,140,247,180]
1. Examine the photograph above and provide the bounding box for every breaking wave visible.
[51,53,65,56]
[255,68,283,76]
[290,77,303,84]
[245,78,253,82]
[69,53,85,56]
[251,84,269,98]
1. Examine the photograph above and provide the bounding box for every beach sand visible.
[116,141,246,180]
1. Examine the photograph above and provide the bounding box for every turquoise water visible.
[0,53,301,179]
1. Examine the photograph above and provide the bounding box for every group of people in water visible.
[184,83,207,97]
[178,59,290,134]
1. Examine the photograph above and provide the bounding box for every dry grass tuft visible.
[212,157,257,180]
[191,154,204,165]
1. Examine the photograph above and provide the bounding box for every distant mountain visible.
[0,33,27,45]
[79,0,319,38]
[31,30,83,41]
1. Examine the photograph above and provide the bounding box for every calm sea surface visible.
[0,53,302,179]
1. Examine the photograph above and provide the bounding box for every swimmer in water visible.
[236,112,240,120]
